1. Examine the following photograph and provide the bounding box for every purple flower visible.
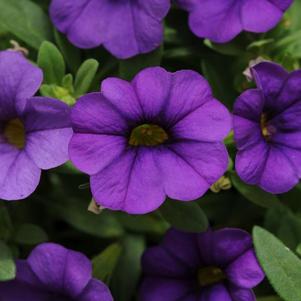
[233,62,301,194]
[0,50,72,201]
[177,0,293,43]
[0,243,113,301]
[50,0,170,59]
[140,228,265,301]
[69,67,231,214]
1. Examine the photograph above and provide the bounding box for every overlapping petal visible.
[50,0,170,58]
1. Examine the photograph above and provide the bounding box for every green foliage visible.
[13,223,48,246]
[38,41,66,85]
[110,235,145,301]
[160,199,208,232]
[253,227,301,301]
[0,0,52,49]
[0,241,16,281]
[230,173,279,208]
[74,59,99,97]
[92,243,122,283]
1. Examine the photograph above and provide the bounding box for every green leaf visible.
[119,47,163,80]
[14,223,48,246]
[257,297,283,301]
[74,59,99,97]
[0,240,16,281]
[53,201,124,238]
[115,212,169,235]
[111,235,145,301]
[253,226,301,301]
[264,205,301,250]
[230,172,278,208]
[160,199,208,232]
[54,30,81,73]
[92,243,122,283]
[0,0,52,49]
[38,41,66,85]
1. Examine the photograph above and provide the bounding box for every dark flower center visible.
[260,113,270,139]
[129,124,168,146]
[197,266,225,287]
[3,118,26,149]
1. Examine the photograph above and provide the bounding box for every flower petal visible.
[199,283,232,301]
[228,285,256,301]
[162,229,201,269]
[50,0,106,49]
[0,51,42,118]
[132,67,171,120]
[251,62,288,106]
[28,243,92,297]
[241,0,283,32]
[211,228,252,267]
[50,0,169,58]
[140,277,194,301]
[164,141,229,196]
[71,92,128,135]
[78,279,113,301]
[91,148,165,214]
[0,146,41,200]
[188,0,242,42]
[172,99,231,142]
[259,146,299,193]
[101,78,142,121]
[156,146,209,201]
[226,250,265,288]
[163,70,212,126]
[142,246,192,278]
[69,133,126,175]
[235,141,269,185]
[233,89,265,123]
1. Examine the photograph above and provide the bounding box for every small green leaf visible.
[38,41,65,85]
[119,47,163,80]
[0,0,52,49]
[92,243,122,283]
[110,235,145,301]
[253,226,301,301]
[14,223,48,246]
[0,240,16,281]
[160,199,208,232]
[74,59,99,97]
[231,173,278,208]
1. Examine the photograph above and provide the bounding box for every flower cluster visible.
[49,0,292,58]
[0,0,299,300]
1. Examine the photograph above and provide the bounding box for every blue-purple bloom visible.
[50,0,170,59]
[0,50,72,201]
[69,67,231,214]
[0,243,113,301]
[140,228,265,301]
[176,0,293,43]
[234,62,301,194]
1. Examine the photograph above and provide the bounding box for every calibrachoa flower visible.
[176,0,293,43]
[234,62,301,193]
[50,0,170,59]
[0,243,113,301]
[69,67,231,214]
[140,228,265,301]
[0,50,72,201]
